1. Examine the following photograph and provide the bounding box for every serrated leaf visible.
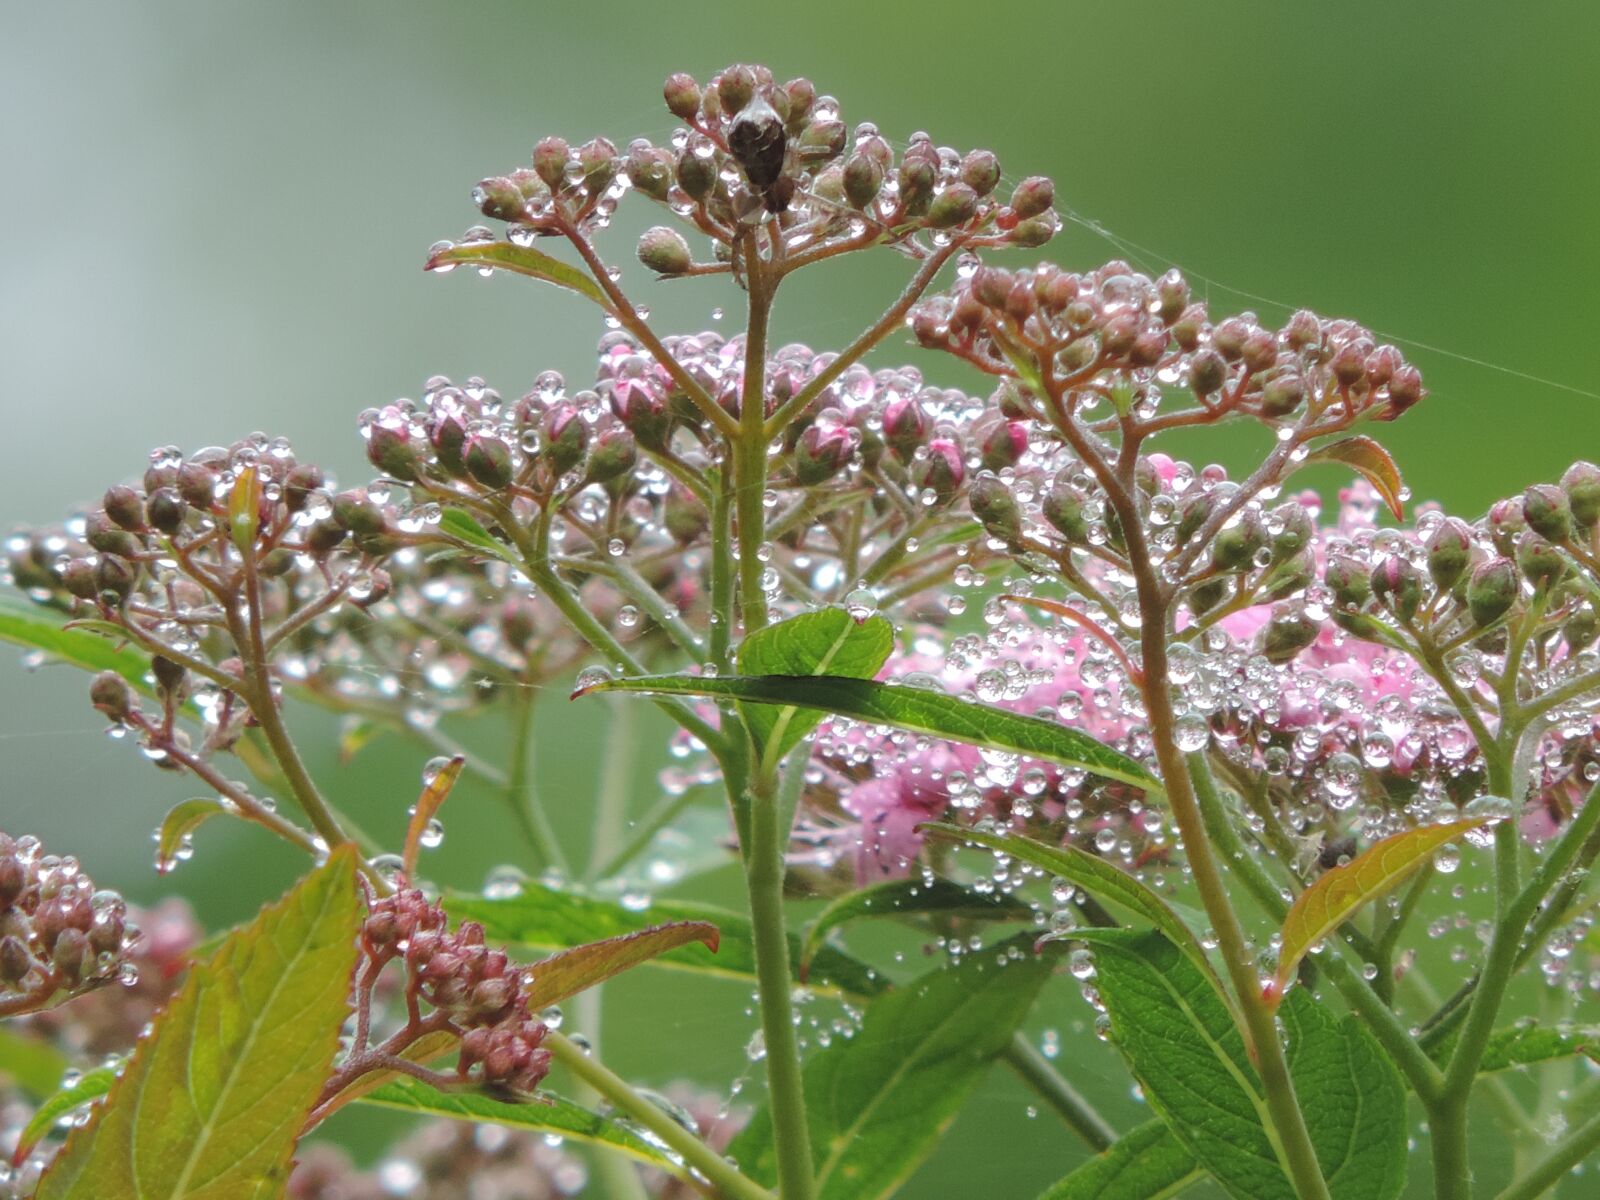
[581,674,1161,795]
[1308,436,1406,520]
[402,754,463,878]
[1271,818,1488,1001]
[524,920,720,1009]
[447,882,886,999]
[728,935,1058,1199]
[1428,1021,1599,1074]
[12,1067,117,1167]
[0,1026,68,1099]
[36,850,362,1200]
[1036,1120,1201,1200]
[0,597,161,699]
[921,822,1221,995]
[356,1077,687,1176]
[155,798,228,875]
[1075,929,1406,1200]
[736,608,894,765]
[1278,988,1406,1200]
[437,507,520,566]
[799,877,1031,981]
[425,241,612,308]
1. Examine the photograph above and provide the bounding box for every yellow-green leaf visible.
[36,850,363,1200]
[425,240,612,309]
[1270,819,1488,1003]
[12,1067,117,1167]
[402,754,463,878]
[524,920,720,1009]
[154,798,228,875]
[1307,436,1406,520]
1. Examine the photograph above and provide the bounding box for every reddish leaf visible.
[1308,436,1406,519]
[402,755,464,879]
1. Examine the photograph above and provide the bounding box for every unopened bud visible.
[882,396,929,462]
[1008,214,1056,248]
[842,153,884,208]
[533,136,571,190]
[1467,556,1519,627]
[980,422,1028,471]
[89,670,133,721]
[541,404,588,477]
[925,183,979,229]
[585,428,637,484]
[1325,555,1372,607]
[1261,608,1319,663]
[103,485,146,532]
[176,462,218,509]
[663,73,701,121]
[1370,556,1423,621]
[793,423,858,485]
[0,936,31,985]
[1008,176,1054,219]
[1156,269,1189,323]
[1210,510,1267,571]
[332,490,386,536]
[1190,350,1227,398]
[960,149,1001,196]
[1043,480,1090,544]
[1516,534,1567,591]
[1560,461,1600,527]
[675,151,717,200]
[914,439,965,505]
[1522,484,1573,543]
[60,558,98,600]
[94,554,138,603]
[969,474,1021,544]
[664,485,709,544]
[626,146,674,200]
[464,435,515,490]
[637,226,692,276]
[151,654,187,701]
[1487,498,1527,556]
[1260,372,1305,418]
[0,858,25,909]
[1425,518,1473,591]
[473,176,526,222]
[366,423,424,481]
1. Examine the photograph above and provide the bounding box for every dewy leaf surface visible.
[736,607,894,763]
[728,935,1057,1200]
[36,851,362,1200]
[583,674,1161,794]
[155,798,228,874]
[357,1078,687,1175]
[922,822,1221,994]
[0,597,163,700]
[1271,818,1488,999]
[447,882,886,998]
[1307,436,1407,519]
[1036,1119,1201,1200]
[424,240,612,307]
[522,920,720,1009]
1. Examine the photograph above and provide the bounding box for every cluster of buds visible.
[0,832,139,1017]
[912,259,1424,434]
[355,887,550,1097]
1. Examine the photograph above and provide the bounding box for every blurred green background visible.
[1,3,1596,1195]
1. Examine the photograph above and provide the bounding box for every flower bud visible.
[783,77,816,127]
[473,176,526,222]
[1259,372,1305,418]
[1261,548,1316,600]
[626,145,674,200]
[1241,330,1279,373]
[1425,518,1473,591]
[1370,556,1423,621]
[464,435,515,490]
[1516,534,1567,591]
[60,558,98,601]
[1189,350,1227,398]
[366,423,424,482]
[1325,554,1372,607]
[1008,214,1056,247]
[533,136,570,190]
[1522,484,1573,543]
[1190,578,1230,614]
[0,935,31,985]
[798,119,846,160]
[793,422,858,485]
[842,153,884,209]
[89,670,133,721]
[1467,556,1519,627]
[663,485,709,545]
[925,183,979,229]
[0,856,27,909]
[85,512,140,558]
[51,926,89,982]
[716,64,757,114]
[914,439,965,505]
[1156,269,1189,324]
[1330,341,1368,386]
[675,150,717,200]
[94,554,138,604]
[1486,498,1527,556]
[332,499,386,546]
[1210,510,1267,571]
[585,428,637,484]
[282,464,323,514]
[577,137,619,191]
[306,520,347,556]
[1284,310,1322,352]
[103,485,146,532]
[896,157,936,217]
[637,226,692,276]
[1172,304,1207,351]
[663,72,701,121]
[1260,607,1319,663]
[1386,365,1423,412]
[1564,603,1600,652]
[1008,176,1054,219]
[960,149,1001,196]
[1175,492,1217,544]
[728,93,788,200]
[882,396,929,462]
[1560,461,1600,528]
[1043,480,1090,544]
[1268,502,1315,561]
[969,473,1021,544]
[541,404,588,477]
[176,462,218,509]
[980,421,1028,471]
[151,654,187,702]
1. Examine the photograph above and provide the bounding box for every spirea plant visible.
[0,63,1596,1200]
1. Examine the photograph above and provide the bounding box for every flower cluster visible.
[351,887,550,1097]
[0,832,138,1018]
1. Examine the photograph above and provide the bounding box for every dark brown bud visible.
[177,462,218,509]
[727,93,788,200]
[896,156,936,217]
[94,554,138,603]
[0,857,25,909]
[51,926,89,982]
[151,654,187,701]
[85,512,140,558]
[60,558,98,600]
[103,485,146,532]
[145,487,187,535]
[0,935,31,985]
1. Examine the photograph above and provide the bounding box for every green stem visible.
[587,696,635,881]
[1495,1107,1600,1200]
[545,1032,774,1200]
[744,767,816,1200]
[735,242,773,634]
[1000,1034,1116,1151]
[710,466,735,672]
[505,684,566,873]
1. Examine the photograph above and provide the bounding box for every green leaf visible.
[799,877,1032,981]
[447,881,886,999]
[356,1077,687,1176]
[36,850,363,1200]
[425,240,612,308]
[524,920,721,1009]
[581,674,1161,795]
[437,506,520,566]
[12,1067,117,1167]
[1279,988,1406,1200]
[0,597,159,699]
[1036,1120,1202,1200]
[154,798,228,875]
[1428,1021,1599,1074]
[1075,929,1407,1200]
[922,822,1221,995]
[1271,818,1488,1001]
[1072,928,1290,1200]
[736,608,894,764]
[1307,436,1406,520]
[0,1026,68,1099]
[728,935,1058,1199]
